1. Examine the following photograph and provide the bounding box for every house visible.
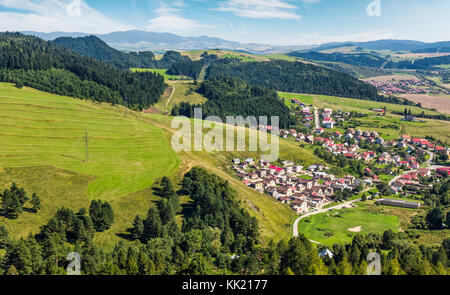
[402,115,415,122]
[291,200,309,214]
[319,249,334,259]
[397,141,407,149]
[266,187,279,199]
[377,198,421,209]
[233,158,241,164]
[436,167,450,176]
[372,108,385,113]
[418,168,431,177]
[294,165,304,173]
[376,137,385,145]
[306,135,315,143]
[322,118,335,129]
[333,131,342,138]
[401,134,411,142]
[245,158,255,165]
[252,181,264,193]
[435,146,446,154]
[399,161,409,168]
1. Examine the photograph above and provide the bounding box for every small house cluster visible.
[232,158,363,214]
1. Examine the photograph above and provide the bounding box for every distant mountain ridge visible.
[310,40,450,52]
[22,30,309,53]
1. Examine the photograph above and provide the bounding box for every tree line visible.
[392,108,450,122]
[0,183,40,219]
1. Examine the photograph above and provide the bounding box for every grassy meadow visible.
[299,203,400,245]
[0,83,180,201]
[130,68,189,80]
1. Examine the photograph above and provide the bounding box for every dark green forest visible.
[167,60,204,80]
[205,59,402,103]
[53,35,159,69]
[1,168,448,275]
[53,35,194,70]
[172,77,294,129]
[0,32,165,110]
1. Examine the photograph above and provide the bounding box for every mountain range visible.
[21,30,450,54]
[22,30,302,53]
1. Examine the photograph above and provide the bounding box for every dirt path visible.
[166,85,176,109]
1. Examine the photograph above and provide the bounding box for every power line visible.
[84,130,89,162]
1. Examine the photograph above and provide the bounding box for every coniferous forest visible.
[205,59,400,103]
[172,76,294,129]
[0,32,166,110]
[1,168,449,275]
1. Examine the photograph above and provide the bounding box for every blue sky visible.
[0,0,449,45]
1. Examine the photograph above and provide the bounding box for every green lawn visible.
[278,92,315,105]
[0,83,180,201]
[299,203,399,245]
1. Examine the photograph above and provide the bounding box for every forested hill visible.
[53,35,158,69]
[206,59,397,103]
[173,77,293,129]
[289,51,387,68]
[53,35,192,69]
[0,32,165,110]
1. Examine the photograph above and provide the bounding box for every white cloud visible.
[0,0,132,33]
[146,4,214,34]
[216,0,301,20]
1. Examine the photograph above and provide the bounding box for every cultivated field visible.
[399,94,450,114]
[363,74,420,82]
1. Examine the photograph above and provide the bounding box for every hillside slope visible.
[0,83,180,200]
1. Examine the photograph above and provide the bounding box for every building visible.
[319,249,334,259]
[377,198,421,209]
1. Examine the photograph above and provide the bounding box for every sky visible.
[0,0,449,45]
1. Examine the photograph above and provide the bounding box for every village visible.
[365,79,437,95]
[239,100,450,215]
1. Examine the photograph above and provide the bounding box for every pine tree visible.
[89,200,114,232]
[31,193,41,213]
[130,215,144,240]
[141,207,162,242]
